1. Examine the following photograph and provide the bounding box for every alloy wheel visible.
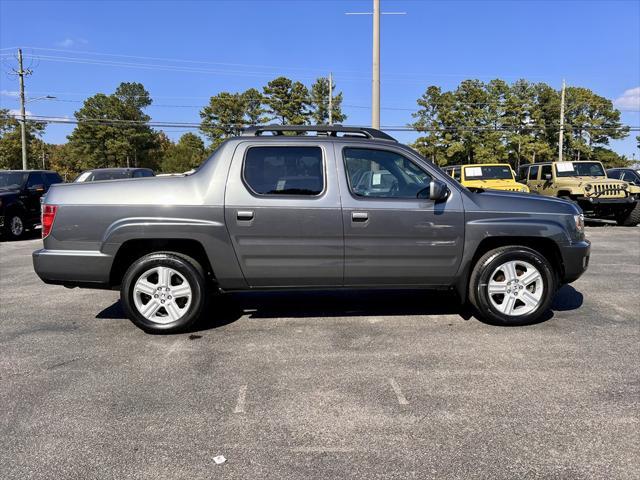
[486,260,544,316]
[132,266,193,324]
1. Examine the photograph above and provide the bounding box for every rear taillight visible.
[42,205,58,239]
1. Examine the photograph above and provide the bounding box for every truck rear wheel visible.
[468,246,557,326]
[616,203,640,227]
[121,252,207,333]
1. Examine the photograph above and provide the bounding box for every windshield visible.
[556,162,605,177]
[463,165,514,180]
[0,172,28,189]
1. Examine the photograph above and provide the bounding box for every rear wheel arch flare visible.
[109,238,215,287]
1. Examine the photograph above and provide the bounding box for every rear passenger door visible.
[224,143,343,287]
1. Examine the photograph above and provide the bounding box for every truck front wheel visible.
[121,252,207,333]
[468,246,557,326]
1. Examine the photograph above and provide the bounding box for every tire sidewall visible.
[6,213,25,239]
[474,248,556,325]
[121,253,205,333]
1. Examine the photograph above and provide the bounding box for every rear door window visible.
[26,172,44,188]
[541,165,552,179]
[243,146,324,196]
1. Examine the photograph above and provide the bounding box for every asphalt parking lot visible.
[1,226,638,479]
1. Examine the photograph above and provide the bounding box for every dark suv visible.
[0,170,63,239]
[33,126,591,333]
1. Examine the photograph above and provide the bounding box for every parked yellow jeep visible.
[443,164,529,192]
[517,161,638,226]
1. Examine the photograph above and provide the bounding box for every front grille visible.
[591,184,625,197]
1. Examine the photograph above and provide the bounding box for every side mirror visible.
[29,184,45,193]
[425,179,449,201]
[544,174,552,181]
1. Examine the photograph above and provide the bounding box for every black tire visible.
[616,202,640,227]
[468,246,557,326]
[4,213,25,240]
[121,252,207,334]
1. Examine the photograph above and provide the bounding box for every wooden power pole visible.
[18,48,30,170]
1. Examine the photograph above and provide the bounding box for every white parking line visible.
[234,385,247,414]
[389,377,409,405]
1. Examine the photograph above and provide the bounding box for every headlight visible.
[574,214,585,234]
[584,184,592,192]
[622,183,629,190]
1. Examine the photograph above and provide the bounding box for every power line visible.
[11,114,639,132]
[5,46,551,80]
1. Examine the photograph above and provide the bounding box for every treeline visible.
[0,77,634,179]
[0,75,345,179]
[411,79,631,168]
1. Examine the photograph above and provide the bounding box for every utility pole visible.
[558,79,566,162]
[328,72,333,125]
[372,0,380,129]
[345,3,405,129]
[18,48,30,170]
[41,145,46,169]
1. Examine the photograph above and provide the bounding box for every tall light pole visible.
[372,0,380,129]
[346,2,406,130]
[558,79,566,162]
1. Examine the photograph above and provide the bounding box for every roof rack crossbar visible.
[241,125,397,142]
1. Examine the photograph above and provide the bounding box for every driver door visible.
[337,145,464,286]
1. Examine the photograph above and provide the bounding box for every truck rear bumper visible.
[560,240,591,284]
[32,248,113,288]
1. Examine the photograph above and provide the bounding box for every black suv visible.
[607,167,640,187]
[0,170,63,239]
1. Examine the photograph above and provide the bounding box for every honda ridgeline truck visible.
[33,126,590,333]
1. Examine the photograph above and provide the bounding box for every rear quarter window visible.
[243,146,324,196]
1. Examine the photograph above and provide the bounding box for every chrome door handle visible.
[352,212,368,222]
[237,210,254,221]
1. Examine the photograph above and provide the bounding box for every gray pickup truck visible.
[33,126,590,333]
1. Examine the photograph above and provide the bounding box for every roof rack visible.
[240,124,397,142]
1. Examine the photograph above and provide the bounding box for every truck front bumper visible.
[32,248,113,288]
[560,240,591,284]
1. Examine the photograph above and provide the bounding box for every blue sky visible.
[1,0,639,157]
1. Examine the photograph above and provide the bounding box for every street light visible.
[19,95,56,170]
[346,0,406,129]
[25,95,56,104]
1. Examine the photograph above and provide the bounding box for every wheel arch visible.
[455,235,564,304]
[109,238,215,288]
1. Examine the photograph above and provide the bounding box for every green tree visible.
[310,77,346,125]
[160,133,206,173]
[243,88,268,126]
[200,88,268,147]
[563,87,629,161]
[66,82,158,170]
[0,108,46,169]
[411,79,629,168]
[263,77,310,125]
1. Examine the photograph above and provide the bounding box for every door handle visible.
[237,210,254,221]
[351,212,368,222]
